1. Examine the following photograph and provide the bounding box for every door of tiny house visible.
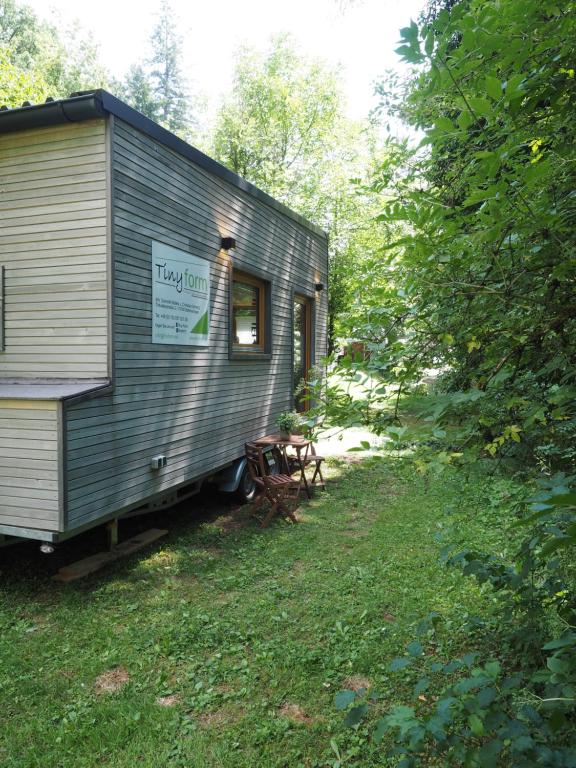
[293,295,312,412]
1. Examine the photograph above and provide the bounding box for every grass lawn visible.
[0,456,515,768]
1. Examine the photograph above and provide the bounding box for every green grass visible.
[0,458,516,768]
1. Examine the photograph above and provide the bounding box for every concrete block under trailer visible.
[0,90,328,547]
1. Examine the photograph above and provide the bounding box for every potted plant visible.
[275,411,301,440]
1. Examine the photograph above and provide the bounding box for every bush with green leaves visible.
[323,0,576,760]
[337,647,576,767]
[329,0,576,470]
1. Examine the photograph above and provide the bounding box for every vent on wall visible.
[150,455,167,469]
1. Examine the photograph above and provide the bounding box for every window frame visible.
[229,265,273,361]
[292,290,316,411]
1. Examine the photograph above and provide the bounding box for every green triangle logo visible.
[191,310,209,335]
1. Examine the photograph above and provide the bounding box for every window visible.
[293,295,313,411]
[230,270,271,358]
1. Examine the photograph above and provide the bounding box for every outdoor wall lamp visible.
[315,282,325,291]
[221,236,236,251]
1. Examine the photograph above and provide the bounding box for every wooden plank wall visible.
[0,120,109,379]
[0,400,60,531]
[64,118,328,530]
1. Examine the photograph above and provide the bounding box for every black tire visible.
[235,463,257,504]
[267,448,283,476]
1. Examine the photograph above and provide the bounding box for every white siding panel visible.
[0,401,60,531]
[0,120,109,379]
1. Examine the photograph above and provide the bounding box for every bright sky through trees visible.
[24,0,424,122]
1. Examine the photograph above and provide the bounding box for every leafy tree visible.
[148,0,190,134]
[0,0,108,104]
[324,131,402,349]
[117,0,195,138]
[420,0,465,26]
[0,0,41,65]
[47,21,108,96]
[321,0,576,759]
[0,42,49,106]
[212,35,391,349]
[335,0,576,469]
[114,63,157,119]
[212,35,341,208]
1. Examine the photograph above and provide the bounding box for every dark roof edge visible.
[0,90,327,240]
[0,378,111,400]
[0,93,106,130]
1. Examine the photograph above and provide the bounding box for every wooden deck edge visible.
[52,528,169,583]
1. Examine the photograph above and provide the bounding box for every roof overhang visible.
[0,379,111,401]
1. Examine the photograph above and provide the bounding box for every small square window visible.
[230,270,271,358]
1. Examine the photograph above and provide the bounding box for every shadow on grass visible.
[0,456,368,600]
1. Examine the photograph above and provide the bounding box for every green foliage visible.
[116,64,157,119]
[0,0,108,105]
[148,0,193,136]
[319,0,576,492]
[274,410,301,434]
[211,35,391,350]
[212,34,341,207]
[47,21,108,96]
[331,0,576,469]
[327,0,576,759]
[0,0,43,66]
[0,0,196,136]
[0,42,49,106]
[339,646,576,766]
[443,472,576,641]
[114,0,196,138]
[322,132,396,350]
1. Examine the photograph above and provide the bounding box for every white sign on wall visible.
[151,241,210,346]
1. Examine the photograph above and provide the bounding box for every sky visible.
[25,0,425,124]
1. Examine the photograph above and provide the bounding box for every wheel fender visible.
[215,457,247,493]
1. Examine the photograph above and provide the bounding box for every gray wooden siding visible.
[0,120,109,379]
[0,400,60,531]
[64,118,328,529]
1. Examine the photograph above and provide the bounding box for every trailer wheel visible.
[235,463,257,504]
[235,449,282,504]
[268,448,283,476]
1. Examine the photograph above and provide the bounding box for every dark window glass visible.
[232,275,264,348]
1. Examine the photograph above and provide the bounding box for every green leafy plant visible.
[325,0,576,760]
[319,0,576,475]
[337,645,576,766]
[275,410,301,436]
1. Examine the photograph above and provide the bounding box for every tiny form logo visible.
[155,261,208,295]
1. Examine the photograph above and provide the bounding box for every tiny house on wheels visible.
[0,90,328,546]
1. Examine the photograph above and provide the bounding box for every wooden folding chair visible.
[245,443,301,528]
